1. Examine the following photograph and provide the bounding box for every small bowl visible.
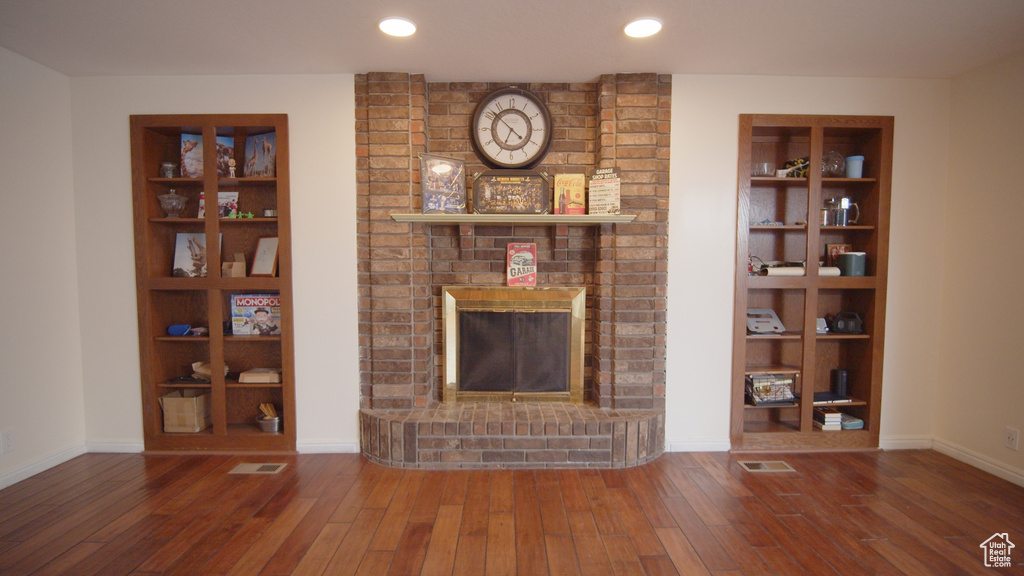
[157,191,187,218]
[257,416,281,433]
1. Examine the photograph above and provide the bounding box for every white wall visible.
[0,47,87,486]
[665,75,951,450]
[69,75,360,452]
[933,50,1024,482]
[8,57,1022,485]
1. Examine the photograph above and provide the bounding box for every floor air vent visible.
[738,460,795,473]
[229,463,288,475]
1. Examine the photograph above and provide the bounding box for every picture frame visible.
[251,236,279,277]
[472,169,551,214]
[419,153,467,214]
[171,233,220,277]
[244,132,276,177]
[824,243,853,267]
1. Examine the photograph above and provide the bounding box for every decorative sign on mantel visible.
[588,167,621,214]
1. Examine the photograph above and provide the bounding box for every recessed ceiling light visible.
[379,17,416,37]
[624,18,662,38]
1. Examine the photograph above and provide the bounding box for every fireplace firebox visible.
[442,286,585,403]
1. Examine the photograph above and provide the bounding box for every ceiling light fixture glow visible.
[379,17,416,37]
[624,18,662,38]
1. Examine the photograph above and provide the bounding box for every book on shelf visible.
[813,407,842,425]
[813,420,842,431]
[814,391,853,404]
[840,413,864,430]
[795,391,853,405]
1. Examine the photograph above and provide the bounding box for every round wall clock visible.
[471,87,552,170]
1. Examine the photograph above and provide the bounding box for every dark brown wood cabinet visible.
[732,114,893,451]
[131,114,294,452]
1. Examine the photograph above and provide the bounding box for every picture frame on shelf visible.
[244,132,276,177]
[419,153,467,214]
[180,134,203,178]
[215,136,234,178]
[197,191,238,218]
[251,236,279,277]
[472,169,550,214]
[825,243,853,267]
[172,232,220,278]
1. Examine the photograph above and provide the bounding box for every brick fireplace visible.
[357,73,670,468]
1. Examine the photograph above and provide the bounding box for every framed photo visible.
[251,236,279,277]
[419,153,467,214]
[825,243,853,267]
[244,132,276,177]
[180,134,203,178]
[472,169,550,214]
[172,233,220,277]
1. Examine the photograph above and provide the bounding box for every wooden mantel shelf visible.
[390,213,636,225]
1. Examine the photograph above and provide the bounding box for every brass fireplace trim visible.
[442,286,585,404]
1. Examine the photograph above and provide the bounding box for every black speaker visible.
[831,369,848,397]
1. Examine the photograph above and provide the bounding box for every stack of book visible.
[813,407,843,431]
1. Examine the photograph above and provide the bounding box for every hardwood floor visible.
[1,450,1022,575]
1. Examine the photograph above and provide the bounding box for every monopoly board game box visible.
[231,293,282,335]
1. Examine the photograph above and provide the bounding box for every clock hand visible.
[500,118,523,142]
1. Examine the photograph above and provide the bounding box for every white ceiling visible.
[1,0,1023,81]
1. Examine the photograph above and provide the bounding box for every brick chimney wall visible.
[356,72,670,411]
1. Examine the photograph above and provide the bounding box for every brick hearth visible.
[356,72,670,468]
[360,403,664,469]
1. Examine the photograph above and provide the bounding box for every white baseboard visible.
[879,435,934,450]
[297,441,360,454]
[85,440,145,453]
[665,439,732,452]
[931,437,1024,488]
[0,443,88,490]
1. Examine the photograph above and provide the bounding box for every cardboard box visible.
[159,389,212,433]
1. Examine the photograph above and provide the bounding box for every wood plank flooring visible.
[1,450,1022,575]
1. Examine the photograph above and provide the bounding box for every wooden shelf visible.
[732,114,892,452]
[131,113,295,454]
[390,213,636,225]
[750,225,807,231]
[746,332,802,340]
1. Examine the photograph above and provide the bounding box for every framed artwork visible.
[251,236,279,277]
[244,132,276,177]
[172,233,220,277]
[419,153,467,214]
[825,243,853,267]
[472,170,550,214]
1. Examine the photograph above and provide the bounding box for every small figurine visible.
[228,158,237,178]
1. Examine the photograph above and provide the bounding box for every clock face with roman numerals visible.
[471,87,552,170]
